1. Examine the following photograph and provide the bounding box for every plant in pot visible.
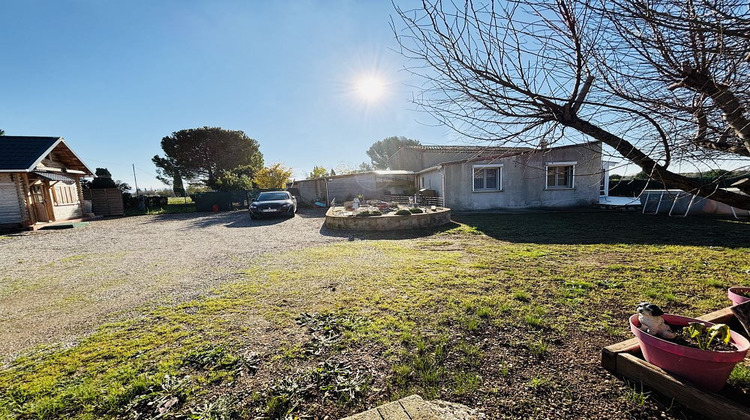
[728,286,750,306]
[629,302,750,392]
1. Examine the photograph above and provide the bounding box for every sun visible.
[354,74,386,102]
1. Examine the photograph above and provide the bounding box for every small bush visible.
[409,208,424,214]
[355,210,382,217]
[394,209,412,216]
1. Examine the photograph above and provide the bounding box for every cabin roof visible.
[0,136,93,175]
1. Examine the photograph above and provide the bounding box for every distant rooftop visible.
[403,145,531,153]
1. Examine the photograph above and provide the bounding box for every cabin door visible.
[30,184,50,222]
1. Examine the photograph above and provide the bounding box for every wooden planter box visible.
[602,307,750,420]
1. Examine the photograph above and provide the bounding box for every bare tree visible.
[394,0,750,209]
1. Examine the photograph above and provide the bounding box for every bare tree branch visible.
[393,0,750,209]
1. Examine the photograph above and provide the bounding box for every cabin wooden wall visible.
[0,173,23,224]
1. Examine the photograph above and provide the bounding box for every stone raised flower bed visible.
[324,206,452,231]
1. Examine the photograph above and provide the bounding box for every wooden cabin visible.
[0,136,94,229]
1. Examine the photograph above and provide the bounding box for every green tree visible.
[0,129,5,135]
[254,163,293,189]
[153,126,263,189]
[152,155,185,196]
[366,136,421,169]
[83,167,130,192]
[214,165,258,191]
[333,162,374,175]
[308,166,329,179]
[357,161,374,172]
[215,171,254,191]
[90,168,117,188]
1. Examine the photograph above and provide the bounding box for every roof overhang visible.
[0,138,94,176]
[417,165,442,174]
[33,171,77,184]
[22,138,93,175]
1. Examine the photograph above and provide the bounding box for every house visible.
[391,142,604,211]
[0,136,94,228]
[294,142,606,211]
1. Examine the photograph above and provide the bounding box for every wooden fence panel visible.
[85,188,124,216]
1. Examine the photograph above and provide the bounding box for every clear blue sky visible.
[0,0,459,189]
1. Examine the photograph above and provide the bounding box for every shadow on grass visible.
[453,211,750,247]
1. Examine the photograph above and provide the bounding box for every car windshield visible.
[256,192,289,201]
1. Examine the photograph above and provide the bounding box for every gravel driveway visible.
[0,209,343,362]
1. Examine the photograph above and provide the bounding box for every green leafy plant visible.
[394,209,412,216]
[683,322,731,350]
[355,209,382,217]
[409,208,424,214]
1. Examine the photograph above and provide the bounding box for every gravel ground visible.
[0,209,344,362]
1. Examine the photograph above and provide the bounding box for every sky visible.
[0,0,464,190]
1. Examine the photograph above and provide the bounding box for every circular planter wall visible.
[325,207,452,231]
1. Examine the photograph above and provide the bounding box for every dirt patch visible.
[0,209,341,361]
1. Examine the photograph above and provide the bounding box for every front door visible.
[30,184,50,222]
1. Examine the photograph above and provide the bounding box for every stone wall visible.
[325,208,452,231]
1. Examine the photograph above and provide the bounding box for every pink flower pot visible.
[629,314,750,392]
[728,287,750,306]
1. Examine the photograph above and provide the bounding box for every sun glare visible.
[354,75,386,102]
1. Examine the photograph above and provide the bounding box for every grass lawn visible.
[1,212,749,419]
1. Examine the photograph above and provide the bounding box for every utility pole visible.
[132,164,139,195]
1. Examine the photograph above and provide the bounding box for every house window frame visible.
[53,184,78,205]
[472,164,503,192]
[545,161,576,189]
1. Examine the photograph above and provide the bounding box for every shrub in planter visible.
[355,209,382,217]
[630,303,750,392]
[409,208,424,214]
[394,209,412,216]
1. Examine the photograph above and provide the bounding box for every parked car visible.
[249,191,297,219]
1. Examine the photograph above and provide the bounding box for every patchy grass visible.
[623,381,650,407]
[1,212,749,418]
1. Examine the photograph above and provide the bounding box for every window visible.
[472,165,502,192]
[546,162,575,189]
[54,185,78,205]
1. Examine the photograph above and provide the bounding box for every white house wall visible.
[0,174,23,224]
[443,143,602,210]
[419,170,443,197]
